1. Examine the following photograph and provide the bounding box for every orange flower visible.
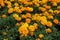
[26,13,31,18]
[43,5,51,9]
[53,19,59,24]
[21,15,26,19]
[36,38,41,40]
[26,7,33,12]
[30,31,34,36]
[0,0,5,7]
[52,2,57,6]
[46,21,52,27]
[46,28,52,33]
[39,7,46,12]
[26,18,31,24]
[1,14,6,18]
[18,23,29,36]
[8,8,14,14]
[47,15,53,19]
[39,34,44,39]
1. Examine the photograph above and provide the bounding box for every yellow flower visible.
[40,16,47,25]
[2,32,7,35]
[41,0,48,4]
[10,0,14,2]
[15,17,21,21]
[14,7,19,12]
[33,23,38,29]
[54,10,60,14]
[4,38,8,40]
[46,28,52,33]
[14,3,19,7]
[39,34,44,39]
[46,21,52,27]
[18,23,29,36]
[43,11,49,16]
[29,25,35,32]
[36,38,41,40]
[49,9,53,14]
[52,2,57,6]
[8,8,14,14]
[7,5,12,8]
[13,14,19,18]
[16,23,20,26]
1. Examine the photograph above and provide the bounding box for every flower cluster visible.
[0,0,60,40]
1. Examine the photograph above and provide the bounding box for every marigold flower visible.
[53,19,59,24]
[41,0,48,4]
[8,8,14,14]
[29,25,35,32]
[14,3,19,7]
[36,38,41,40]
[39,34,44,39]
[46,28,52,33]
[13,14,19,18]
[15,17,21,21]
[26,7,33,12]
[1,14,6,18]
[46,21,52,27]
[18,23,29,36]
[26,18,31,24]
[21,15,26,19]
[47,15,53,19]
[52,2,57,6]
[26,13,31,18]
[30,31,34,36]
[39,7,46,12]
[33,23,38,29]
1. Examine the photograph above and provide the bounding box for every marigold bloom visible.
[21,15,26,19]
[26,13,31,18]
[46,28,52,33]
[8,8,14,14]
[18,23,29,36]
[39,34,44,39]
[26,7,33,12]
[30,31,34,36]
[15,17,21,21]
[26,18,31,24]
[53,19,59,24]
[13,14,19,18]
[36,38,40,40]
[29,25,35,32]
[14,3,19,7]
[46,21,52,27]
[47,15,53,19]
[1,14,6,18]
[39,7,46,12]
